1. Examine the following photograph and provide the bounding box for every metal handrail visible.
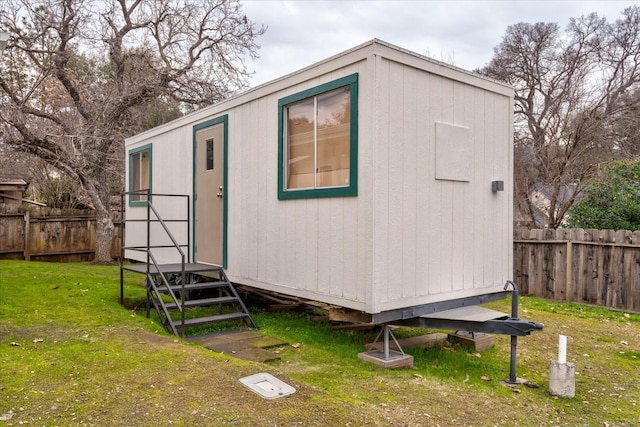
[144,194,187,334]
[147,201,186,259]
[120,191,191,335]
[120,191,191,258]
[146,250,182,313]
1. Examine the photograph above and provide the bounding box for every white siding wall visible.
[124,40,513,314]
[124,127,194,264]
[370,56,513,313]
[224,61,371,311]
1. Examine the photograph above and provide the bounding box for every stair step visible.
[164,296,238,309]
[181,312,249,327]
[156,280,230,293]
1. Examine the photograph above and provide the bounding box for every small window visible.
[278,73,358,200]
[206,138,214,171]
[129,144,152,205]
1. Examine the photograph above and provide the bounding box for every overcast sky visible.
[241,0,638,87]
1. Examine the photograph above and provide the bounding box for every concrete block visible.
[549,359,575,398]
[448,331,494,351]
[366,333,447,351]
[358,350,414,369]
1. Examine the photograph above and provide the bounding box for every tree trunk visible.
[94,208,115,264]
[88,170,116,265]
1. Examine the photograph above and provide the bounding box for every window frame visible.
[128,143,153,206]
[205,138,215,171]
[278,73,358,200]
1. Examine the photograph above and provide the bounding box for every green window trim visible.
[128,143,153,207]
[278,73,358,200]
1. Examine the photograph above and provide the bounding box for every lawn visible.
[1,260,638,426]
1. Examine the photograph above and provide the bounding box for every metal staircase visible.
[119,191,257,338]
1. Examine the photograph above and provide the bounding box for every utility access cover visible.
[239,373,296,399]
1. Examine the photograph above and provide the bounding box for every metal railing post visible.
[504,280,519,384]
[119,192,125,305]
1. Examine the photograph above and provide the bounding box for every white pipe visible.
[558,335,567,364]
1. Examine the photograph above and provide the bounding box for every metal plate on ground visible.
[193,331,287,363]
[420,306,507,322]
[239,373,296,399]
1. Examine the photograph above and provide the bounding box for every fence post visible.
[565,240,572,301]
[24,211,31,261]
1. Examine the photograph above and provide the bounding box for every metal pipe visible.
[119,192,125,305]
[504,280,519,384]
[508,335,518,384]
[505,280,518,319]
[384,325,390,360]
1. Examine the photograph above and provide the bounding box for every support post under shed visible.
[358,325,414,369]
[390,284,542,377]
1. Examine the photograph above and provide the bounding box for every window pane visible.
[206,138,214,171]
[286,99,315,189]
[130,149,150,201]
[277,73,357,200]
[131,152,141,201]
[140,150,150,201]
[317,87,350,188]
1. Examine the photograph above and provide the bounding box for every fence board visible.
[514,228,640,312]
[0,208,120,262]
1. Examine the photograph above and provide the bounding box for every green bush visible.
[567,159,640,230]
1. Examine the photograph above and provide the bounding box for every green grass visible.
[1,260,639,426]
[0,261,388,426]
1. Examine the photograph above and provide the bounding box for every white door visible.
[194,121,225,265]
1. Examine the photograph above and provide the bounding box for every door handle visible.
[217,185,223,198]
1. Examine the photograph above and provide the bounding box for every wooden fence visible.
[2,209,639,312]
[514,228,640,312]
[0,207,121,262]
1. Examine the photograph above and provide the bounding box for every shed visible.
[124,39,515,322]
[0,177,29,206]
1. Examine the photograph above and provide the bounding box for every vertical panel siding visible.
[247,101,260,279]
[471,88,487,289]
[342,197,359,301]
[358,55,376,308]
[453,83,472,292]
[426,74,447,297]
[373,57,512,311]
[262,94,280,284]
[255,96,269,281]
[125,127,193,265]
[438,77,455,295]
[302,198,320,293]
[414,66,431,299]
[487,91,512,287]
[371,56,390,312]
[223,63,369,310]
[401,66,418,299]
[386,59,404,302]
[481,92,497,287]
[328,198,345,296]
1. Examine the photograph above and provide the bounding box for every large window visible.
[278,73,358,199]
[129,144,152,205]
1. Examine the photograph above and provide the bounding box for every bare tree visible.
[0,0,265,263]
[478,7,640,228]
[611,88,640,157]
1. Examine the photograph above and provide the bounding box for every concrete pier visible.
[548,359,575,398]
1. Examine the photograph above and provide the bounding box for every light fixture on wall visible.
[492,180,504,192]
[0,32,9,56]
